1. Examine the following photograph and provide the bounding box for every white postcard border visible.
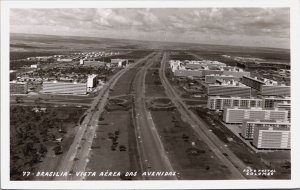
[1,0,300,189]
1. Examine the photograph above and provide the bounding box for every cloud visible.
[10,8,290,48]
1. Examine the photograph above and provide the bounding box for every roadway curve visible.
[159,52,254,179]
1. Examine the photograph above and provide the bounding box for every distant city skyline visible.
[10,8,290,49]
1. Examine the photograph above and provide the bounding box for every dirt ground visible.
[151,110,233,180]
[86,109,139,180]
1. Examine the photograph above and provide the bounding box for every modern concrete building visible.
[241,120,290,139]
[111,59,128,67]
[174,69,203,77]
[207,96,262,110]
[42,81,87,95]
[274,102,291,120]
[242,76,290,96]
[82,60,106,67]
[262,96,291,109]
[80,59,84,65]
[30,64,39,69]
[171,60,250,78]
[223,107,288,124]
[207,80,251,97]
[87,74,97,88]
[57,58,73,62]
[261,85,290,96]
[185,60,227,69]
[252,126,290,149]
[10,81,28,94]
[241,76,265,91]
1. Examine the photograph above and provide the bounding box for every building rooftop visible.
[211,79,248,87]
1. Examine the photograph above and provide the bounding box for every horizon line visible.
[10,32,290,50]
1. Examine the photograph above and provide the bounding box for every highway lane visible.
[52,53,155,180]
[133,53,177,180]
[159,52,252,179]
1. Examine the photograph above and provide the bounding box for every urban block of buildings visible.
[242,76,290,96]
[111,59,129,67]
[169,60,250,78]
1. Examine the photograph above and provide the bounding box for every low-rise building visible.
[30,64,39,69]
[242,76,290,96]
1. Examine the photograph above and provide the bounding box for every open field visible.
[10,106,87,180]
[151,110,232,180]
[86,110,136,180]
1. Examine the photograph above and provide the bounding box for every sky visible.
[10,8,290,49]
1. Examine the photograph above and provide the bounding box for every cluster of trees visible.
[10,106,84,180]
[108,129,126,151]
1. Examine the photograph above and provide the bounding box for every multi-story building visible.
[87,74,97,88]
[274,102,291,120]
[111,59,128,67]
[252,126,290,149]
[205,74,240,83]
[261,85,290,96]
[241,120,290,139]
[242,76,265,91]
[10,81,28,94]
[223,67,250,78]
[223,107,288,124]
[42,81,87,95]
[207,96,262,110]
[262,96,291,109]
[207,80,251,97]
[171,60,250,78]
[242,76,290,96]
